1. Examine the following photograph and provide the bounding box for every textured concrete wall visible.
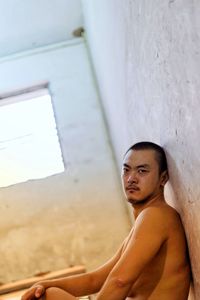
[0,40,130,283]
[82,1,200,298]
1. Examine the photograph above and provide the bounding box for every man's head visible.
[122,142,169,205]
[124,142,168,175]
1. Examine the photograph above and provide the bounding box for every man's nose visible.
[127,172,138,183]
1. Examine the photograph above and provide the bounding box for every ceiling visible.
[0,0,83,58]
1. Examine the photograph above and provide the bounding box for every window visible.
[0,87,64,188]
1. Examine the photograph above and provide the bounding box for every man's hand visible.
[21,283,45,300]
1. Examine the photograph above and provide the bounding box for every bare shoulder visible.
[140,202,181,220]
[135,203,183,235]
[137,203,174,220]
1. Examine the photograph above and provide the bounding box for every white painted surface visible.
[82,1,199,298]
[0,40,130,282]
[82,1,130,160]
[0,0,83,57]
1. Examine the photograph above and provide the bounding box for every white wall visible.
[82,1,200,298]
[0,0,83,57]
[0,39,130,283]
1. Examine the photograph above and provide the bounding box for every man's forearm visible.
[40,272,97,297]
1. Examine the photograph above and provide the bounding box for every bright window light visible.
[0,88,64,188]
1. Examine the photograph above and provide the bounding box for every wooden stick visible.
[0,266,86,295]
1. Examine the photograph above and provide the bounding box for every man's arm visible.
[21,234,130,300]
[96,207,168,300]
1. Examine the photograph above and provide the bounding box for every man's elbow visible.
[113,276,134,289]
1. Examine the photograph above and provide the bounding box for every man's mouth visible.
[126,186,140,191]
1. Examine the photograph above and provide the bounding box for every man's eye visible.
[123,168,129,173]
[138,169,147,174]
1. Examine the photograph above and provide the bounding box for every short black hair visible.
[125,141,168,174]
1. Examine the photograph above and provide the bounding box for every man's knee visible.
[45,287,60,297]
[45,287,76,299]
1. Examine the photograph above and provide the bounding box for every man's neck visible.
[132,192,165,219]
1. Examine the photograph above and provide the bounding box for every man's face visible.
[121,149,165,205]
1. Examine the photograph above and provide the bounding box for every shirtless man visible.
[21,141,191,300]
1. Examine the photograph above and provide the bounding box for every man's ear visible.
[160,171,169,187]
